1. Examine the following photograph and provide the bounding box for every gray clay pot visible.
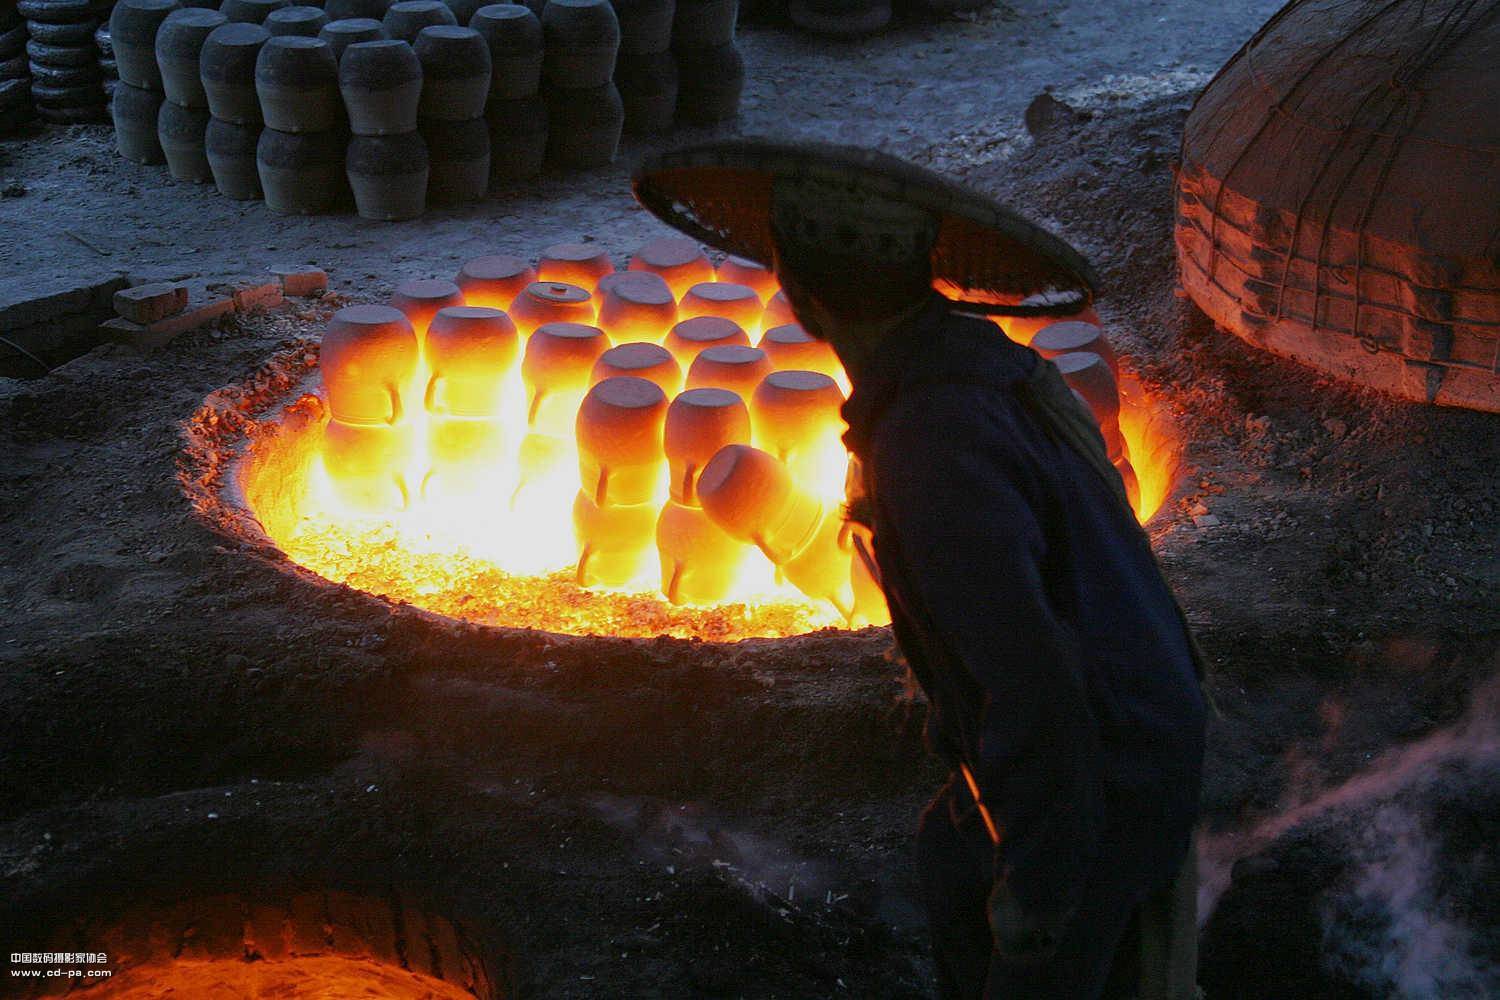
[346,130,429,220]
[253,33,338,131]
[257,124,346,213]
[338,37,421,135]
[155,6,226,106]
[198,20,269,122]
[412,24,487,121]
[110,78,165,162]
[204,115,263,197]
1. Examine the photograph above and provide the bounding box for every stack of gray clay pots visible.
[254,33,346,213]
[155,4,223,180]
[110,0,178,160]
[610,0,674,134]
[339,34,425,218]
[1,3,32,134]
[22,0,113,124]
[199,19,267,197]
[413,24,489,206]
[471,2,544,185]
[94,19,114,93]
[540,0,621,168]
[670,0,739,123]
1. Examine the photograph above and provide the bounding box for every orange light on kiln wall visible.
[686,344,774,399]
[596,271,678,344]
[389,279,465,343]
[678,282,764,336]
[715,256,778,300]
[521,321,610,435]
[591,341,683,396]
[575,375,669,507]
[663,387,750,506]
[628,236,714,298]
[663,315,751,367]
[538,242,615,290]
[697,443,854,618]
[455,254,537,309]
[757,323,843,385]
[509,281,596,337]
[750,369,846,492]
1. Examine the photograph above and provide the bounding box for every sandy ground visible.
[3,1,1500,997]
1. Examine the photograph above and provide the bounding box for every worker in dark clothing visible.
[634,140,1208,1000]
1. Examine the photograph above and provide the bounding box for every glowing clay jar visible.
[389,278,465,343]
[455,254,537,310]
[521,321,610,435]
[320,304,419,425]
[685,344,773,400]
[761,289,796,330]
[537,242,615,290]
[1031,320,1117,377]
[656,499,747,605]
[715,255,777,300]
[572,490,659,587]
[1058,353,1125,461]
[757,323,841,382]
[595,271,677,344]
[423,308,520,496]
[697,444,853,617]
[575,375,668,506]
[750,369,845,484]
[663,387,750,505]
[1001,306,1101,346]
[678,281,764,336]
[591,341,682,396]
[662,315,750,367]
[627,236,714,299]
[508,281,596,337]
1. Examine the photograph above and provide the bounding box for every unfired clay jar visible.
[595,271,676,343]
[254,34,339,131]
[256,125,347,213]
[110,0,182,88]
[613,0,672,54]
[484,93,546,183]
[540,0,618,88]
[157,98,213,180]
[381,0,455,42]
[198,20,270,123]
[614,50,676,134]
[204,116,263,197]
[627,236,711,298]
[419,115,490,204]
[424,305,518,416]
[346,130,429,220]
[590,341,681,396]
[318,17,385,60]
[663,315,748,366]
[669,0,734,48]
[320,303,419,425]
[454,253,536,308]
[154,6,226,106]
[575,374,668,506]
[388,278,464,339]
[663,386,749,505]
[685,344,772,400]
[678,280,762,333]
[110,79,165,162]
[263,4,329,36]
[338,37,421,134]
[468,3,541,99]
[543,79,622,168]
[537,242,614,289]
[219,0,291,23]
[324,0,391,21]
[412,24,489,120]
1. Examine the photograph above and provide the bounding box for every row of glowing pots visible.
[317,239,884,621]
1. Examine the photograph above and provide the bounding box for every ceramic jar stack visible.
[254,32,346,213]
[110,0,178,159]
[413,23,490,205]
[339,34,426,218]
[610,0,674,134]
[0,3,33,134]
[471,2,544,185]
[670,0,739,123]
[154,5,224,181]
[198,19,267,197]
[22,0,113,124]
[539,0,621,169]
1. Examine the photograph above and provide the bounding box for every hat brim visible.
[633,138,1099,317]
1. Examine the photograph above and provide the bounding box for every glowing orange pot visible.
[678,281,764,335]
[1058,354,1124,460]
[521,321,610,434]
[1031,320,1117,376]
[685,344,773,400]
[697,444,852,616]
[389,278,465,343]
[320,303,419,425]
[454,254,537,310]
[595,271,677,343]
[663,386,750,505]
[424,306,519,417]
[627,236,713,298]
[750,369,844,462]
[572,489,659,587]
[663,315,750,367]
[715,255,777,300]
[757,323,841,381]
[538,242,615,290]
[322,419,414,512]
[575,375,668,506]
[1001,306,1101,346]
[656,499,748,605]
[761,289,796,330]
[590,341,682,396]
[509,281,597,337]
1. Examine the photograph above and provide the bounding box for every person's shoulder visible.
[903,307,1038,388]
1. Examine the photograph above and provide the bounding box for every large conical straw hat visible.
[633,138,1098,318]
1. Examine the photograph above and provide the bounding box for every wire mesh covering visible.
[634,138,1099,317]
[1175,0,1500,411]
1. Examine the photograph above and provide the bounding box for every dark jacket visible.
[842,297,1206,920]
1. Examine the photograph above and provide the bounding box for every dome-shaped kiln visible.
[1175,0,1500,411]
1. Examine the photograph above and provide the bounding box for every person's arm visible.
[872,386,1105,957]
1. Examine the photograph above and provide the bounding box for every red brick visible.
[101,296,235,351]
[269,265,329,297]
[113,282,188,324]
[233,280,285,313]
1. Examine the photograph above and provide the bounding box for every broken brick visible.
[232,280,285,313]
[101,296,236,351]
[113,282,188,324]
[269,264,328,297]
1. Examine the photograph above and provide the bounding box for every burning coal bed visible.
[231,238,1180,640]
